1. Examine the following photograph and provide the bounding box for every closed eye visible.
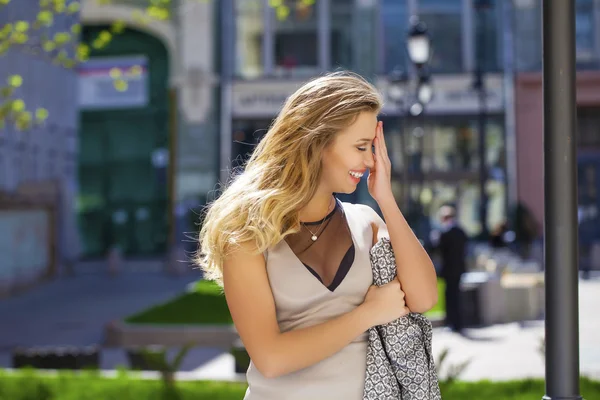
[357,147,367,152]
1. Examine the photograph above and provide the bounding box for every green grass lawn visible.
[126,279,446,325]
[1,369,599,400]
[125,280,232,325]
[425,278,446,318]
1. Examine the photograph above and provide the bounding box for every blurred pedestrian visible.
[431,205,468,333]
[196,71,438,399]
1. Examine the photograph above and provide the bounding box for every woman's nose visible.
[364,149,375,168]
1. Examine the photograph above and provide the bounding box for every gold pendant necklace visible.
[301,197,334,242]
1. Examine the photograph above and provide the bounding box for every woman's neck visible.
[298,191,335,223]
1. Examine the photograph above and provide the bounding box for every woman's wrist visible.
[355,302,376,330]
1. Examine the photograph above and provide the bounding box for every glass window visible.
[331,0,353,70]
[578,107,600,148]
[419,0,463,73]
[576,0,595,61]
[391,116,505,174]
[273,2,319,77]
[474,2,501,72]
[514,0,542,71]
[235,0,264,79]
[514,0,598,70]
[380,0,409,73]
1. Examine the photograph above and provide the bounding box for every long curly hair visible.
[196,71,383,285]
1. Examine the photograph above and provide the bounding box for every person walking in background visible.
[430,205,468,333]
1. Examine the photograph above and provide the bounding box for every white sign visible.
[377,74,505,115]
[78,55,148,110]
[231,81,305,118]
[231,74,505,118]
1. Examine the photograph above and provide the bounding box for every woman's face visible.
[320,111,378,194]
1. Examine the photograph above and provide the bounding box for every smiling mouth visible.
[349,171,364,179]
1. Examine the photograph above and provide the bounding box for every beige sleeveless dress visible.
[243,200,376,400]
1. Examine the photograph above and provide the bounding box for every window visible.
[273,2,319,77]
[331,0,353,70]
[576,0,595,61]
[578,107,600,148]
[474,0,501,72]
[514,0,542,71]
[384,115,505,175]
[514,0,598,70]
[380,0,409,73]
[235,0,264,79]
[419,0,463,73]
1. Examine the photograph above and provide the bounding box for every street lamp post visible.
[541,1,582,399]
[474,0,492,239]
[386,17,432,211]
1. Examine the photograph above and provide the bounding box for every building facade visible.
[0,0,80,293]
[222,0,509,240]
[512,0,600,250]
[76,0,513,257]
[79,0,218,258]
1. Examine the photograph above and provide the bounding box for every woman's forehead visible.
[339,112,378,140]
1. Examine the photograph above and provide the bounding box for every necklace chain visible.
[301,197,334,242]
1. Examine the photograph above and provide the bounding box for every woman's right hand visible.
[361,280,410,327]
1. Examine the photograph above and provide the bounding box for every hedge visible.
[1,368,599,400]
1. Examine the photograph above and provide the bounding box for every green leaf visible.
[54,1,66,13]
[35,108,49,121]
[54,32,71,44]
[67,1,80,13]
[12,32,28,44]
[70,23,81,35]
[110,21,125,34]
[11,99,25,112]
[36,11,54,26]
[114,79,128,92]
[146,6,169,20]
[42,40,56,51]
[15,21,29,32]
[8,75,22,88]
[109,68,122,79]
[98,30,112,41]
[275,5,290,20]
[127,65,142,77]
[0,86,13,97]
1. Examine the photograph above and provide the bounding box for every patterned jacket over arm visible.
[363,237,442,400]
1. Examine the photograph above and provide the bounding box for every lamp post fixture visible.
[386,16,433,211]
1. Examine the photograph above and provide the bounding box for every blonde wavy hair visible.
[196,71,383,285]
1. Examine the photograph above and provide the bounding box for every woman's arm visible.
[222,242,376,379]
[370,199,438,314]
[366,120,438,313]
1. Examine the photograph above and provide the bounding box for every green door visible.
[78,27,170,258]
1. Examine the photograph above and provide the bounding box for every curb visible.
[104,321,239,350]
[105,316,445,349]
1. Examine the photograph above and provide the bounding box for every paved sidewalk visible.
[431,277,600,381]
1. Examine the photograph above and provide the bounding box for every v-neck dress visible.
[243,201,375,400]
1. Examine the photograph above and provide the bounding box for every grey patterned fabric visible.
[363,237,442,400]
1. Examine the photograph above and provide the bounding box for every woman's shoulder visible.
[341,201,388,243]
[341,201,380,221]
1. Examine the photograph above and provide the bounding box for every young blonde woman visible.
[197,71,438,399]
